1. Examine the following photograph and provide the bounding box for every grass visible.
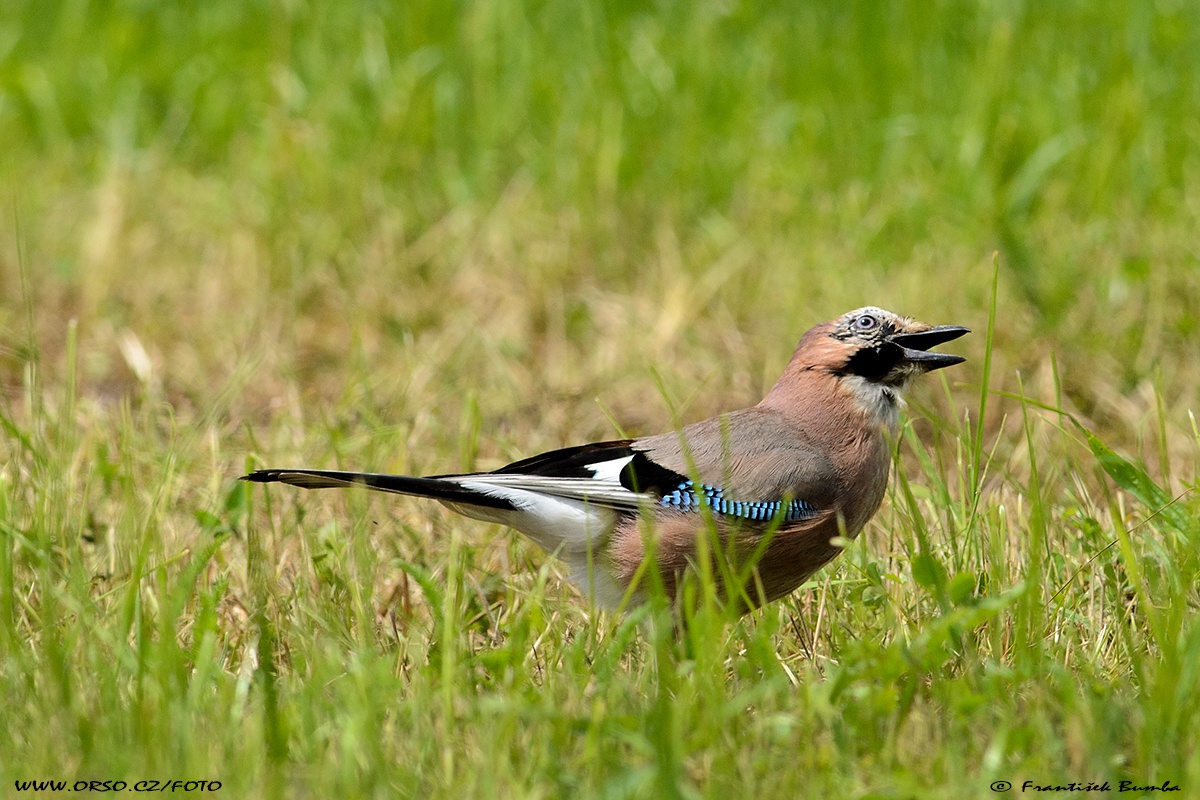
[2,0,1200,796]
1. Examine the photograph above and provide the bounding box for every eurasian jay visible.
[243,307,967,612]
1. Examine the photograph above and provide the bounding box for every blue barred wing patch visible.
[659,480,816,522]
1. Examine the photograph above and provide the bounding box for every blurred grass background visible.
[1,0,1199,797]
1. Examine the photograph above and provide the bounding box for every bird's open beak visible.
[888,325,970,371]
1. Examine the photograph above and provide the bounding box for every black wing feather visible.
[475,439,691,501]
[483,440,637,478]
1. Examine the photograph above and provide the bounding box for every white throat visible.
[842,375,904,431]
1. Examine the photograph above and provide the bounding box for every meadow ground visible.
[1,2,1199,797]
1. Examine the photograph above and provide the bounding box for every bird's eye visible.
[854,314,879,332]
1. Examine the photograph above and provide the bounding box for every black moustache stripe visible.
[843,344,900,382]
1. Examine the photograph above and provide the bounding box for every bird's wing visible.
[444,440,653,511]
[244,409,830,523]
[466,414,830,522]
[630,406,836,516]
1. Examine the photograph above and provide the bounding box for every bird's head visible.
[819,306,969,389]
[760,306,969,423]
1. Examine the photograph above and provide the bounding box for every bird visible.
[243,307,967,613]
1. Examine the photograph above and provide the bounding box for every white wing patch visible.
[585,454,635,481]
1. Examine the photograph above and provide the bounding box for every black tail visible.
[240,469,515,510]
